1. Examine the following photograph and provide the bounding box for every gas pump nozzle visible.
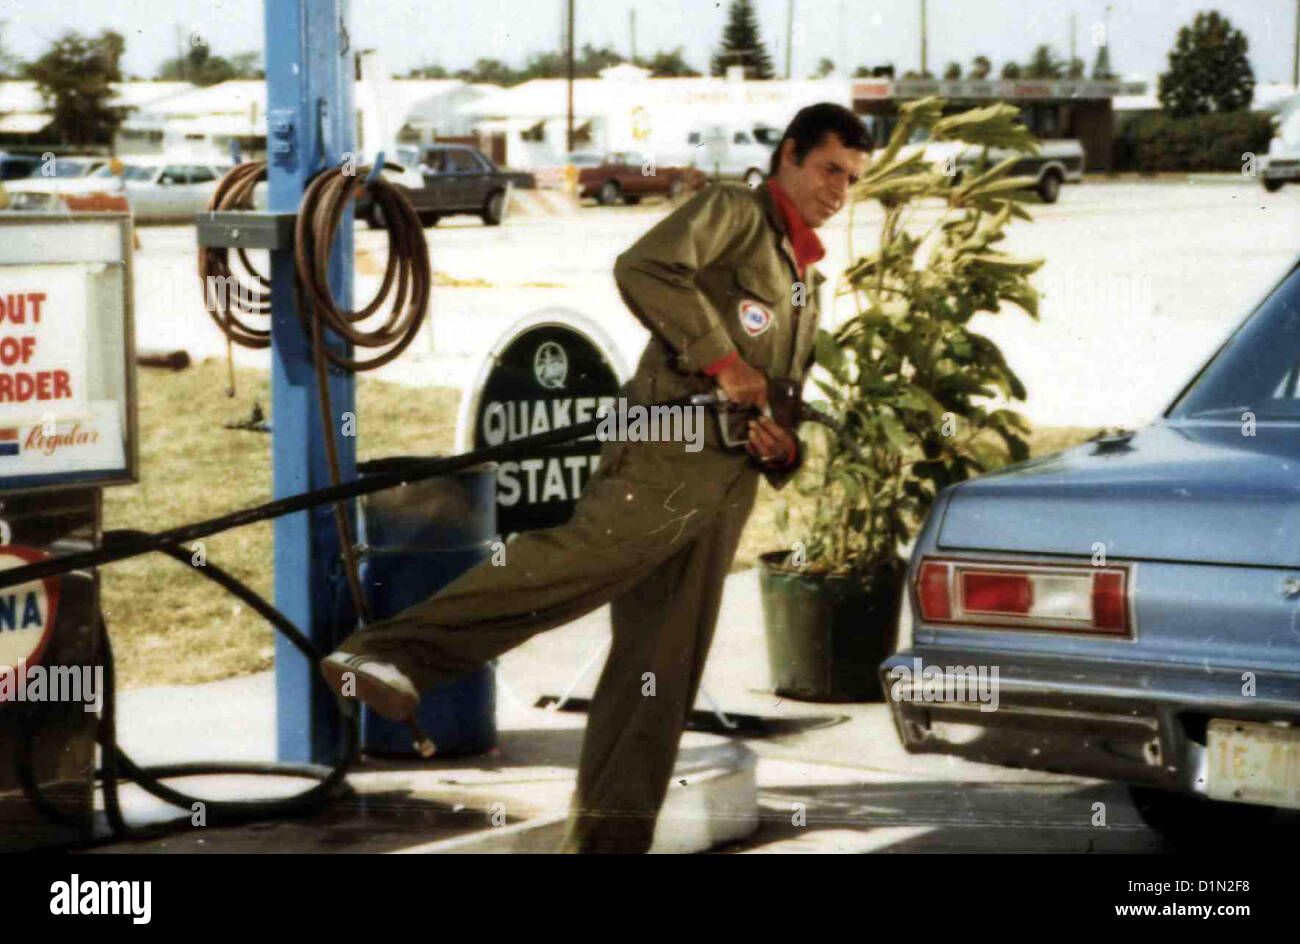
[690,376,845,451]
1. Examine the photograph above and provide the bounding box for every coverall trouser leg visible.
[556,470,757,852]
[332,439,758,852]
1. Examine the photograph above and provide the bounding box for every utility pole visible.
[786,0,794,79]
[1293,0,1299,88]
[920,0,928,76]
[839,0,846,78]
[1070,10,1077,67]
[566,0,575,153]
[630,8,637,64]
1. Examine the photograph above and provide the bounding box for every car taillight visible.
[918,560,951,620]
[914,557,1131,636]
[963,571,1032,614]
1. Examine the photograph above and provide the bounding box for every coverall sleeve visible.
[613,185,763,373]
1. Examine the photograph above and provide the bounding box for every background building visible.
[853,76,1148,172]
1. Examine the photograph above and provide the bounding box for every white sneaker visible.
[320,652,436,757]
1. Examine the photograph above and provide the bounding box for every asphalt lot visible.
[142,175,1300,430]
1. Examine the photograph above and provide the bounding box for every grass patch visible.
[103,358,459,689]
[106,358,1098,688]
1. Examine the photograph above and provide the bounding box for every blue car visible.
[883,260,1300,845]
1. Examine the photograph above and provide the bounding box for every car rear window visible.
[1168,263,1300,421]
[448,150,483,172]
[52,160,90,178]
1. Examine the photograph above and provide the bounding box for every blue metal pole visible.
[265,0,358,765]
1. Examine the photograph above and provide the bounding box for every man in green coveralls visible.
[322,103,872,852]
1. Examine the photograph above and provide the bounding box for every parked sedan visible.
[0,157,110,211]
[883,260,1300,845]
[573,150,705,205]
[354,145,534,228]
[4,157,230,222]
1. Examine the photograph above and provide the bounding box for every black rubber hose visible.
[13,534,360,848]
[90,531,357,834]
[0,403,699,593]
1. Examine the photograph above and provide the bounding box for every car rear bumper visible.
[882,646,1300,803]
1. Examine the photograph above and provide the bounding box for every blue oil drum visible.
[356,459,497,757]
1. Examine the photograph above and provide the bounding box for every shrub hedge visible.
[1115,111,1276,172]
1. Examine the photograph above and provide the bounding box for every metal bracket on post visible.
[196,211,298,250]
[268,108,296,166]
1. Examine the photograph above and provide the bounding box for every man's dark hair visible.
[767,102,873,177]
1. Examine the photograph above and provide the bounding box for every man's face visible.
[774,132,868,228]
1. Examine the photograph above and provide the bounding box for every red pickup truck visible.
[569,151,705,206]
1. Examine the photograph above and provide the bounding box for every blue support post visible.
[265,0,358,764]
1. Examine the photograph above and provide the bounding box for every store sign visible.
[852,79,1147,101]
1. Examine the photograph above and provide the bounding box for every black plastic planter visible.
[758,551,904,702]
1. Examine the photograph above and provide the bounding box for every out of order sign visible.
[0,215,136,489]
[0,271,88,420]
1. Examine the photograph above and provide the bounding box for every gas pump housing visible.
[0,213,138,851]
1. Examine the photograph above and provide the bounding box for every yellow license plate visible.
[1207,719,1300,810]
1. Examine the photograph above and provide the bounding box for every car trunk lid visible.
[938,423,1300,568]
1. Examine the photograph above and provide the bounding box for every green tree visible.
[25,30,126,146]
[812,57,836,79]
[407,63,450,78]
[1066,57,1085,80]
[640,47,700,77]
[1158,11,1254,116]
[576,43,624,75]
[158,44,259,85]
[943,61,961,80]
[1001,61,1022,79]
[970,55,991,80]
[853,64,895,78]
[1024,44,1064,79]
[0,20,22,78]
[455,58,519,85]
[1090,43,1113,80]
[521,50,565,80]
[228,51,264,80]
[711,0,774,79]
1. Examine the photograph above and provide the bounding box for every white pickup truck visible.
[905,133,1085,203]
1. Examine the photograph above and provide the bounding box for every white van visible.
[684,122,782,188]
[1260,94,1300,192]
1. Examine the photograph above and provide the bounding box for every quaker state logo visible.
[533,341,569,390]
[738,299,774,338]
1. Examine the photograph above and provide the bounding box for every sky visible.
[0,0,1296,85]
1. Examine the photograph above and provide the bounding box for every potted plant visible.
[760,97,1046,701]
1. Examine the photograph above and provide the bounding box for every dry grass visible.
[103,358,459,689]
[106,359,1098,688]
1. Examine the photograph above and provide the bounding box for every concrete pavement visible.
[86,567,1163,854]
